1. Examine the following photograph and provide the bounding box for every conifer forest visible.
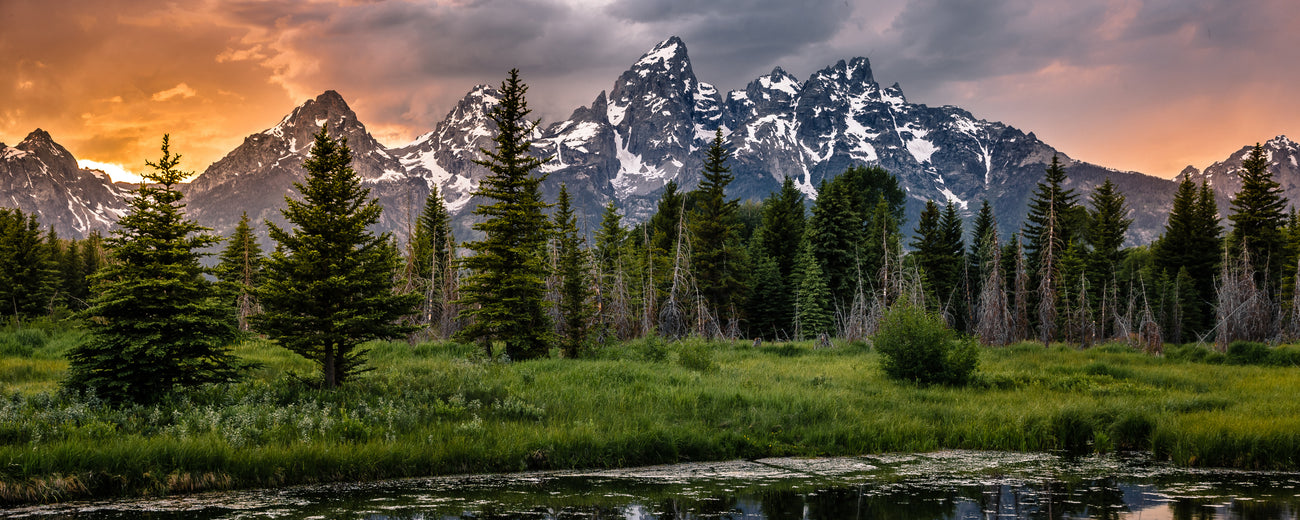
[5,71,1300,504]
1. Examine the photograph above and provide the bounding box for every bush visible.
[677,342,717,372]
[873,304,978,386]
[1268,344,1300,366]
[1164,343,1226,364]
[1227,341,1271,365]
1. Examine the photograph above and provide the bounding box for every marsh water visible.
[7,451,1300,519]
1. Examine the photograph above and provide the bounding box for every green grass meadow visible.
[3,323,1300,503]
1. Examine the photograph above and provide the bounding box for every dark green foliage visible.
[1023,156,1081,271]
[647,181,685,301]
[253,127,418,387]
[913,201,966,319]
[1154,179,1222,338]
[553,185,594,357]
[873,303,978,386]
[835,164,906,224]
[806,178,862,309]
[0,208,57,318]
[411,186,454,287]
[744,240,790,340]
[1228,143,1287,282]
[794,239,833,339]
[455,69,554,360]
[214,212,263,331]
[688,129,745,323]
[64,135,240,404]
[1226,340,1271,365]
[1085,179,1132,288]
[759,177,806,280]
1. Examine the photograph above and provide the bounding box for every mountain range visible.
[2,37,1296,247]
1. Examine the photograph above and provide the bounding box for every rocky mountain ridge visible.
[4,37,1293,246]
[0,129,128,237]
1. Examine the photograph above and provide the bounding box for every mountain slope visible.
[183,90,427,239]
[0,129,128,237]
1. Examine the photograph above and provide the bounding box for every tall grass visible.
[4,326,1300,503]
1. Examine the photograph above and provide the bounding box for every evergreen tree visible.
[939,202,967,322]
[807,178,862,310]
[969,200,998,273]
[759,176,807,280]
[688,129,745,323]
[911,201,944,298]
[0,208,57,318]
[1085,179,1132,292]
[648,180,685,301]
[745,237,790,339]
[65,136,240,403]
[794,238,833,339]
[253,127,418,387]
[455,69,554,360]
[214,212,263,331]
[553,185,593,357]
[1154,178,1222,337]
[1023,156,1080,271]
[1228,143,1287,282]
[410,186,456,330]
[411,186,454,286]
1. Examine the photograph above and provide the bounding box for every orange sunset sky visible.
[2,0,1298,184]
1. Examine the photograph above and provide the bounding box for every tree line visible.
[1,69,1296,403]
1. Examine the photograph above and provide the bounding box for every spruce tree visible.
[939,201,967,321]
[911,201,944,299]
[807,178,862,310]
[648,181,685,300]
[0,208,57,318]
[759,177,807,280]
[1085,179,1132,290]
[1228,143,1287,282]
[455,69,554,360]
[410,186,455,329]
[794,238,833,339]
[253,127,418,387]
[688,129,744,323]
[64,136,240,403]
[214,212,263,331]
[553,185,593,357]
[411,186,454,287]
[745,237,790,340]
[1154,178,1222,338]
[1023,156,1080,271]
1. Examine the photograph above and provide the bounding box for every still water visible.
[6,451,1300,519]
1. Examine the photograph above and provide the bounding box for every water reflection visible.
[7,452,1300,520]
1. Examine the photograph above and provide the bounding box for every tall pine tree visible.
[455,69,554,360]
[1228,143,1287,283]
[253,127,418,388]
[214,212,263,331]
[688,129,745,324]
[65,136,240,403]
[553,185,593,357]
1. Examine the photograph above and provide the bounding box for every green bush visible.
[1227,341,1271,365]
[1268,344,1300,366]
[677,342,717,372]
[873,304,978,386]
[1165,343,1226,364]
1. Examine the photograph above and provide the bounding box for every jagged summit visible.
[22,128,54,144]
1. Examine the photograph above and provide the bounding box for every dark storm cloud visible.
[3,0,1297,182]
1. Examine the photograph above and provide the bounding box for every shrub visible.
[1226,341,1271,365]
[1268,344,1300,366]
[1164,343,1226,364]
[873,304,978,386]
[677,342,717,372]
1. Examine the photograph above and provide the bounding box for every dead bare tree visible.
[1137,274,1163,354]
[1036,201,1059,347]
[1215,242,1273,350]
[975,235,1012,346]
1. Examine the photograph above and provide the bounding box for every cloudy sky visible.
[2,0,1297,182]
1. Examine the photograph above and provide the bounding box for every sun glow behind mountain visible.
[77,160,143,184]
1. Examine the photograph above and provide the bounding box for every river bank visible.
[3,324,1300,504]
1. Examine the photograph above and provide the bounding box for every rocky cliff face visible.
[0,129,127,237]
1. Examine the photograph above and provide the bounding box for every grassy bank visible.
[3,323,1300,503]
